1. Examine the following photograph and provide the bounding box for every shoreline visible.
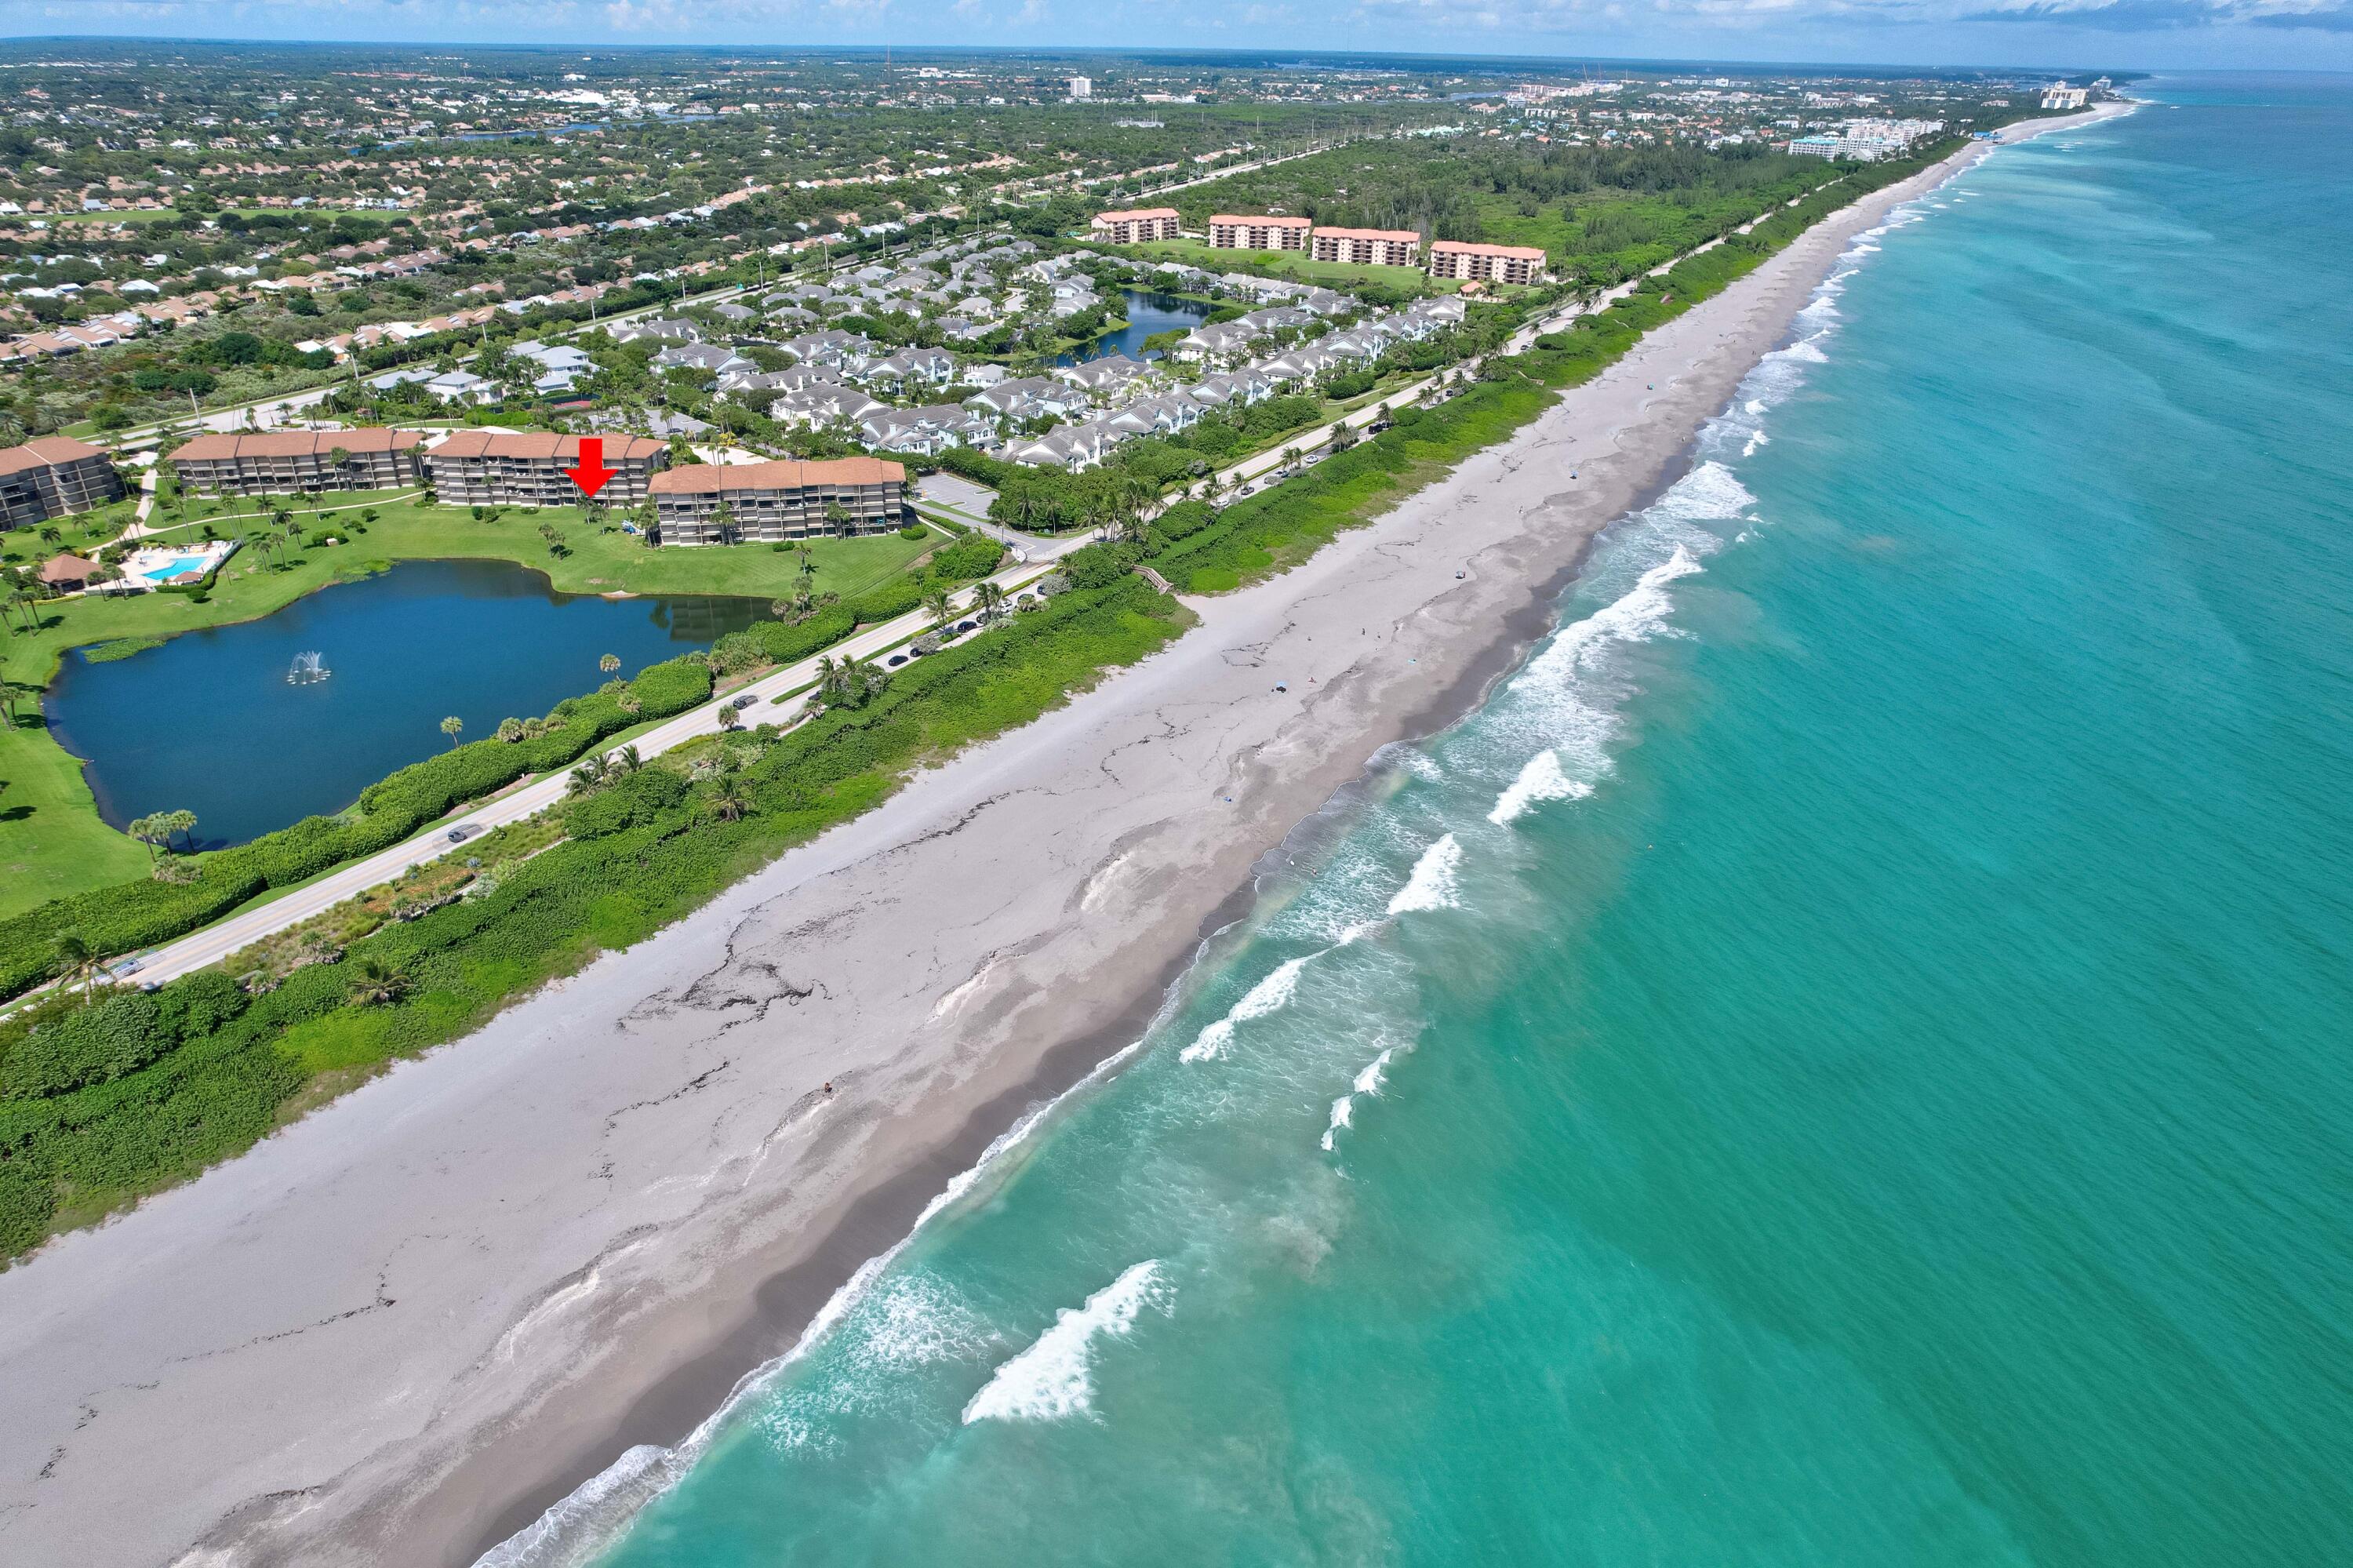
[0,107,2128,1568]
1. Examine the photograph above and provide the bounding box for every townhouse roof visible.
[1093,206,1180,222]
[649,457,904,495]
[1430,239,1548,261]
[428,431,666,462]
[0,436,108,477]
[169,428,427,462]
[1311,225,1422,243]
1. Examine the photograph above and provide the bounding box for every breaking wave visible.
[1388,834,1464,915]
[962,1261,1170,1424]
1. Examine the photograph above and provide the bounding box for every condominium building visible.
[0,436,125,529]
[1427,240,1549,286]
[167,427,429,496]
[2042,84,2090,111]
[1208,214,1312,253]
[1311,226,1422,267]
[425,431,666,507]
[648,457,906,545]
[1089,207,1181,244]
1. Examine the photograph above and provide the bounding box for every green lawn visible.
[1122,239,1448,296]
[0,492,937,916]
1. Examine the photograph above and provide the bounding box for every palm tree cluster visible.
[568,743,643,795]
[811,653,887,712]
[126,808,200,866]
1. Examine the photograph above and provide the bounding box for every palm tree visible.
[345,956,409,1007]
[53,931,96,999]
[161,809,198,854]
[569,756,608,795]
[925,588,955,632]
[0,675,41,726]
[975,580,1006,624]
[599,653,620,678]
[439,715,464,748]
[496,717,525,743]
[704,782,749,824]
[611,743,642,773]
[127,813,162,864]
[823,500,852,537]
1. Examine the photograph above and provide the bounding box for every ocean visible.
[501,76,2353,1566]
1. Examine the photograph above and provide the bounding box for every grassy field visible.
[1122,238,1446,296]
[1,492,938,915]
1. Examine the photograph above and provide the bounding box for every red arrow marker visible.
[566,437,616,500]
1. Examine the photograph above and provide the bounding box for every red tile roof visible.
[0,436,109,478]
[649,457,904,495]
[428,431,665,462]
[168,428,427,461]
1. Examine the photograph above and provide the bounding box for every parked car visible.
[955,619,976,633]
[887,653,909,668]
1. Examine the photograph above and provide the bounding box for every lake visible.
[1056,287,1213,366]
[45,558,784,849]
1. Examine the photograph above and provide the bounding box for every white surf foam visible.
[1488,749,1593,826]
[1740,429,1771,459]
[1522,544,1706,691]
[1322,1047,1398,1151]
[1321,1094,1355,1150]
[1387,834,1464,915]
[472,1446,679,1568]
[1180,955,1314,1062]
[961,1260,1169,1424]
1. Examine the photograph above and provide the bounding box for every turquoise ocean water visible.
[500,77,2353,1566]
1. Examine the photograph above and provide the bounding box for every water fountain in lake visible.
[287,651,330,685]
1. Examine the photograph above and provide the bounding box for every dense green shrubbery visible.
[563,764,689,839]
[923,536,1006,584]
[0,577,1186,1258]
[0,973,249,1101]
[0,657,715,1001]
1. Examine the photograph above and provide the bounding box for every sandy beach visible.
[0,108,2126,1568]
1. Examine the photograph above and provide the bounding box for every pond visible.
[1055,287,1215,366]
[45,558,784,849]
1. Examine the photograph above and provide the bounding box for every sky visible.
[2,0,2351,71]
